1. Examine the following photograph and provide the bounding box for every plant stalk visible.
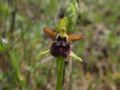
[56,56,65,90]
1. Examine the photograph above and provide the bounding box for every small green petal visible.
[36,50,50,60]
[70,51,83,62]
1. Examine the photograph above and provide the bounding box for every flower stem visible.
[56,56,65,90]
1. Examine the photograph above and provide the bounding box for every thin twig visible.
[9,8,17,34]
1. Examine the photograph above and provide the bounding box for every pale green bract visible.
[55,0,78,33]
[64,0,78,33]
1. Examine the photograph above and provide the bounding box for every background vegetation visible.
[0,0,120,90]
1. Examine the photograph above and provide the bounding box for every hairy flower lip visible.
[50,41,71,58]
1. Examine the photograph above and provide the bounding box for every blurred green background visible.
[0,0,120,90]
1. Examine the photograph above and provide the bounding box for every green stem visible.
[56,56,65,90]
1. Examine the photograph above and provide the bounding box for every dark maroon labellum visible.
[50,36,71,58]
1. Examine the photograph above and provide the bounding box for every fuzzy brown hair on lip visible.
[50,36,71,58]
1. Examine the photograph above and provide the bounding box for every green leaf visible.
[0,41,7,52]
[10,51,20,72]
